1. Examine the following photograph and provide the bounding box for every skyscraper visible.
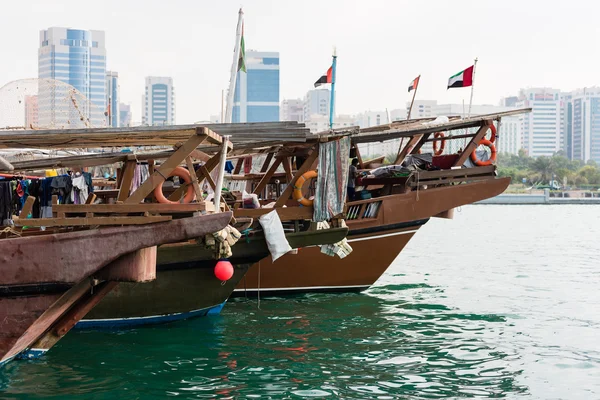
[303,89,330,122]
[563,87,600,163]
[106,71,119,127]
[232,51,279,123]
[143,77,175,126]
[280,99,303,122]
[38,27,106,128]
[119,103,131,127]
[515,88,562,157]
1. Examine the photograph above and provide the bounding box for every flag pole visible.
[224,8,244,123]
[329,47,337,129]
[467,57,478,118]
[406,74,420,120]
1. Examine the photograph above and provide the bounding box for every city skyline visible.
[1,0,599,124]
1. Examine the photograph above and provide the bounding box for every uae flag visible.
[408,76,420,92]
[237,23,246,73]
[447,65,474,89]
[314,66,333,87]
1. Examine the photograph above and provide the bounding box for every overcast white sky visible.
[1,0,598,124]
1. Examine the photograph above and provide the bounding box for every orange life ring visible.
[153,166,195,204]
[470,139,497,166]
[432,132,446,156]
[293,170,317,207]
[487,124,497,143]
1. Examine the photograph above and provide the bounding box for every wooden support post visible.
[233,158,243,174]
[260,152,274,173]
[124,131,208,204]
[19,196,36,218]
[353,144,364,169]
[274,147,319,208]
[117,160,137,202]
[148,160,155,175]
[253,156,283,196]
[85,193,97,205]
[394,134,423,165]
[411,132,433,154]
[186,156,204,202]
[282,156,294,183]
[452,122,490,167]
[167,151,221,202]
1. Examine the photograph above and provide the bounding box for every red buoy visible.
[214,260,234,281]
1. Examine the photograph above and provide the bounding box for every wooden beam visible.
[185,156,203,202]
[117,160,137,202]
[260,153,274,173]
[274,147,319,208]
[253,157,283,195]
[124,131,208,204]
[452,122,491,167]
[411,132,432,154]
[282,156,294,183]
[167,151,221,202]
[13,215,172,227]
[19,196,36,218]
[85,193,97,205]
[394,134,422,165]
[234,205,313,221]
[53,203,207,214]
[233,158,243,174]
[353,144,364,169]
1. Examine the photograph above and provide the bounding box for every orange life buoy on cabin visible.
[487,124,497,143]
[432,132,446,156]
[153,166,195,204]
[470,138,497,166]
[293,170,317,207]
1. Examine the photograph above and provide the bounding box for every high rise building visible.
[303,89,330,122]
[143,77,175,126]
[563,87,600,163]
[354,111,389,128]
[38,27,106,128]
[281,99,304,122]
[232,50,279,123]
[119,103,131,127]
[496,116,522,155]
[515,88,562,157]
[106,71,119,127]
[24,95,38,129]
[405,100,437,119]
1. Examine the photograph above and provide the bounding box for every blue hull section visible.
[74,301,227,330]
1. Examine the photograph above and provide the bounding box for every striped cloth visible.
[313,136,351,222]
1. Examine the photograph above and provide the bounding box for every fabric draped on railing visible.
[313,136,351,222]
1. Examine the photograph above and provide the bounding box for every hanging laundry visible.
[71,173,89,204]
[0,181,13,225]
[51,175,73,204]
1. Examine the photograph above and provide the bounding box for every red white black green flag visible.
[314,66,333,88]
[447,65,474,89]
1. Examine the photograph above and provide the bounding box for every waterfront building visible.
[495,116,522,155]
[119,103,131,127]
[281,98,304,122]
[232,50,279,123]
[303,89,330,122]
[38,27,106,128]
[515,88,562,157]
[354,111,389,129]
[563,87,600,163]
[24,95,39,129]
[304,114,354,133]
[142,77,175,126]
[106,71,119,127]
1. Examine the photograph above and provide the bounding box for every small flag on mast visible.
[447,65,474,89]
[237,23,246,73]
[408,76,420,92]
[314,66,333,88]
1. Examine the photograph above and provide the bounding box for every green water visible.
[1,205,599,399]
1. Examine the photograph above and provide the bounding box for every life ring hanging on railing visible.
[470,138,497,166]
[486,124,497,143]
[293,170,317,207]
[154,166,195,204]
[432,132,446,156]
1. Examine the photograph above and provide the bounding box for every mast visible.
[224,9,244,123]
[329,47,337,129]
[467,57,478,118]
[406,75,420,120]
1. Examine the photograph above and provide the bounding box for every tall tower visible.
[38,27,106,128]
[106,71,119,127]
[232,50,279,123]
[143,77,175,126]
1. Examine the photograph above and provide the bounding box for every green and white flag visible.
[447,65,474,89]
[237,23,246,73]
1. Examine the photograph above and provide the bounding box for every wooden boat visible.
[218,110,530,296]
[0,122,351,331]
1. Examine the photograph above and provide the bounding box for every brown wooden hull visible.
[79,228,349,326]
[234,178,510,295]
[0,212,232,365]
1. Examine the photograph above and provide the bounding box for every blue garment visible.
[225,161,234,173]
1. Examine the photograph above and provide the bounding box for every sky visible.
[0,0,599,124]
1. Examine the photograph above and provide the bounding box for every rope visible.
[0,226,21,237]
